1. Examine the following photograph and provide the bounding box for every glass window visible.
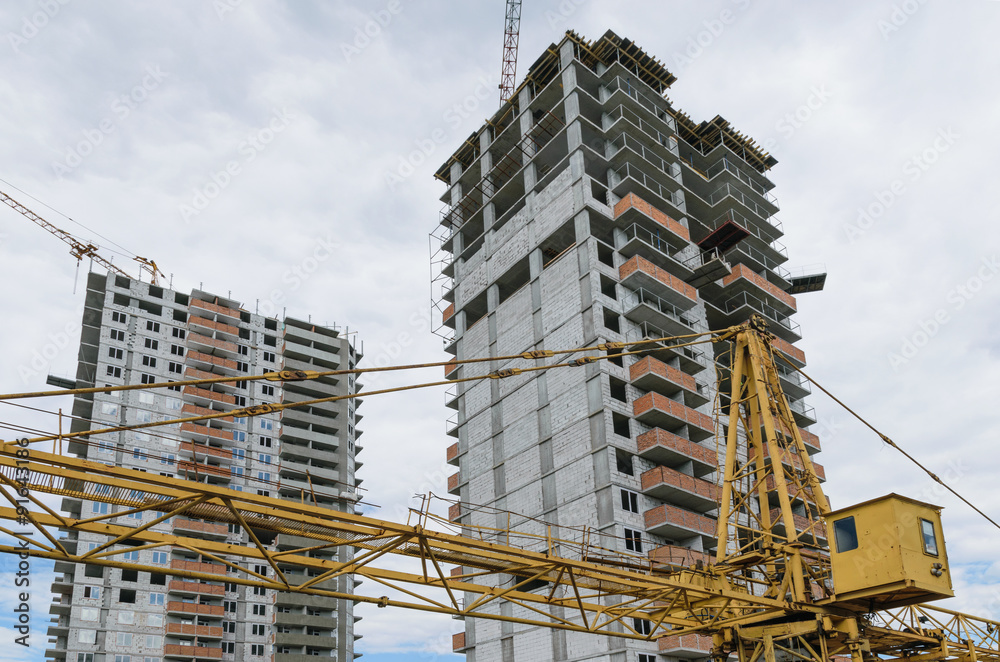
[80,607,99,621]
[118,611,134,624]
[102,402,119,416]
[833,516,859,553]
[139,391,155,405]
[147,614,163,627]
[920,518,939,556]
[79,630,97,644]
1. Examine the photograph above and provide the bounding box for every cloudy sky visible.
[1,1,999,660]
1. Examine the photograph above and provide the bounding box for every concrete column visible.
[564,91,581,125]
[559,40,575,71]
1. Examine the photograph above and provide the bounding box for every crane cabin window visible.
[920,518,939,556]
[833,516,858,553]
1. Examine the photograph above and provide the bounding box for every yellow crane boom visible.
[0,319,995,662]
[0,188,163,285]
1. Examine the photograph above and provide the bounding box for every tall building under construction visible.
[432,30,823,661]
[45,272,363,662]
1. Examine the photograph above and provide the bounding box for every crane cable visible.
[773,348,1000,533]
[0,329,722,402]
[0,335,728,447]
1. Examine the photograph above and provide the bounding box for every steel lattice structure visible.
[1,321,999,661]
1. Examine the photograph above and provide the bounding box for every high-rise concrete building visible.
[46,272,363,662]
[432,30,824,661]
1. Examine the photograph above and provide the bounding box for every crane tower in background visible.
[499,0,522,104]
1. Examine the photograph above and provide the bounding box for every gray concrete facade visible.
[433,30,823,662]
[46,272,363,662]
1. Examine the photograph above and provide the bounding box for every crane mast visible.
[499,0,522,105]
[0,319,992,662]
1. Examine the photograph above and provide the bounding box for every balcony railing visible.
[707,183,781,230]
[604,104,679,158]
[705,156,778,205]
[604,76,679,134]
[608,132,681,183]
[624,320,707,369]
[622,287,707,332]
[611,162,684,211]
[721,291,801,338]
[709,210,787,258]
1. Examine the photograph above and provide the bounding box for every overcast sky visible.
[1,2,999,660]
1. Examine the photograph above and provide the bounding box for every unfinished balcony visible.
[629,356,709,408]
[649,544,712,570]
[181,386,236,411]
[767,508,828,545]
[719,264,796,316]
[181,404,236,428]
[447,442,461,467]
[188,316,240,342]
[619,256,698,311]
[177,460,231,484]
[658,633,714,658]
[164,644,223,660]
[186,332,239,359]
[632,392,713,442]
[640,466,718,512]
[644,503,717,544]
[614,193,689,248]
[179,440,235,465]
[800,429,821,455]
[179,421,238,447]
[771,336,806,367]
[165,601,225,619]
[280,426,339,452]
[167,580,225,598]
[185,350,239,374]
[774,362,811,400]
[172,518,228,541]
[165,623,224,640]
[624,321,708,374]
[710,291,801,343]
[636,429,716,477]
[621,287,705,338]
[189,298,241,325]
